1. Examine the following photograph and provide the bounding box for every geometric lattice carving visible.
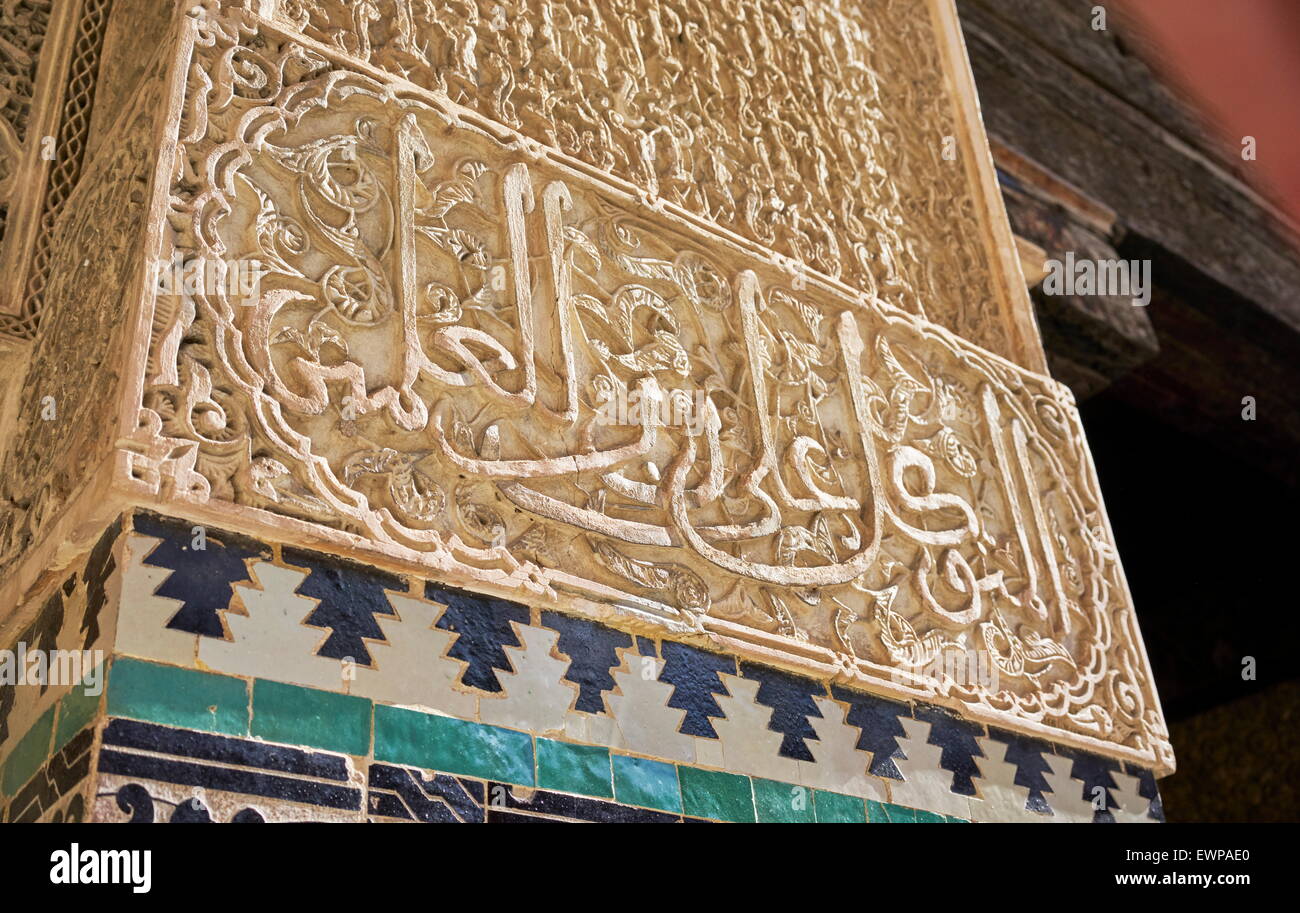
[0,0,56,250]
[12,0,114,337]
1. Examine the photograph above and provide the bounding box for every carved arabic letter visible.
[435,377,664,478]
[661,311,885,586]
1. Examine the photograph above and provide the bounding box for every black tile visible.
[1056,746,1122,822]
[98,750,362,811]
[658,640,736,738]
[1123,762,1165,822]
[830,685,913,780]
[0,686,13,749]
[80,517,122,648]
[367,764,485,823]
[4,727,94,823]
[487,782,685,823]
[103,718,351,781]
[913,706,985,796]
[541,610,632,713]
[283,548,404,665]
[988,727,1056,813]
[136,512,263,638]
[486,808,568,823]
[426,583,530,692]
[740,661,827,761]
[24,589,65,694]
[168,797,216,823]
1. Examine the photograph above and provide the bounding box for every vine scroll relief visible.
[121,12,1169,769]
[274,0,1028,363]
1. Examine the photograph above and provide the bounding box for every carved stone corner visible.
[0,1,1174,776]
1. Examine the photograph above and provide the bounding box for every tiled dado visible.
[0,520,122,822]
[1,511,1165,822]
[91,666,956,824]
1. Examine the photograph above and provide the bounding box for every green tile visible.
[536,739,612,798]
[914,808,947,823]
[753,778,815,823]
[815,790,866,823]
[886,802,917,823]
[612,754,681,813]
[678,766,755,823]
[1,706,55,796]
[106,657,248,735]
[374,705,533,785]
[867,799,917,823]
[54,665,105,751]
[251,679,371,755]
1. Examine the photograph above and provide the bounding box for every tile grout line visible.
[92,656,1146,822]
[112,655,1094,822]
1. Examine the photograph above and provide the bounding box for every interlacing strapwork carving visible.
[272,0,1012,360]
[0,20,160,575]
[15,0,112,331]
[125,16,1170,768]
[0,0,55,246]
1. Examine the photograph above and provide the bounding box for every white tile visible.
[606,654,695,763]
[692,735,725,769]
[889,717,973,818]
[351,591,477,719]
[198,562,345,690]
[710,673,801,782]
[968,735,1051,822]
[798,696,887,800]
[562,710,619,746]
[1042,754,1099,822]
[478,624,574,733]
[1111,769,1157,823]
[116,533,198,667]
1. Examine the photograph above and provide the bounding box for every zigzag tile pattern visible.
[66,511,1166,823]
[2,726,94,823]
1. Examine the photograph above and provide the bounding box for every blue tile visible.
[612,754,681,813]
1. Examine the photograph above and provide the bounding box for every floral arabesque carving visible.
[271,0,1017,362]
[122,15,1170,771]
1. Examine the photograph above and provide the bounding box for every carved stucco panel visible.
[267,0,1034,365]
[115,9,1170,772]
[0,0,55,238]
[0,32,169,581]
